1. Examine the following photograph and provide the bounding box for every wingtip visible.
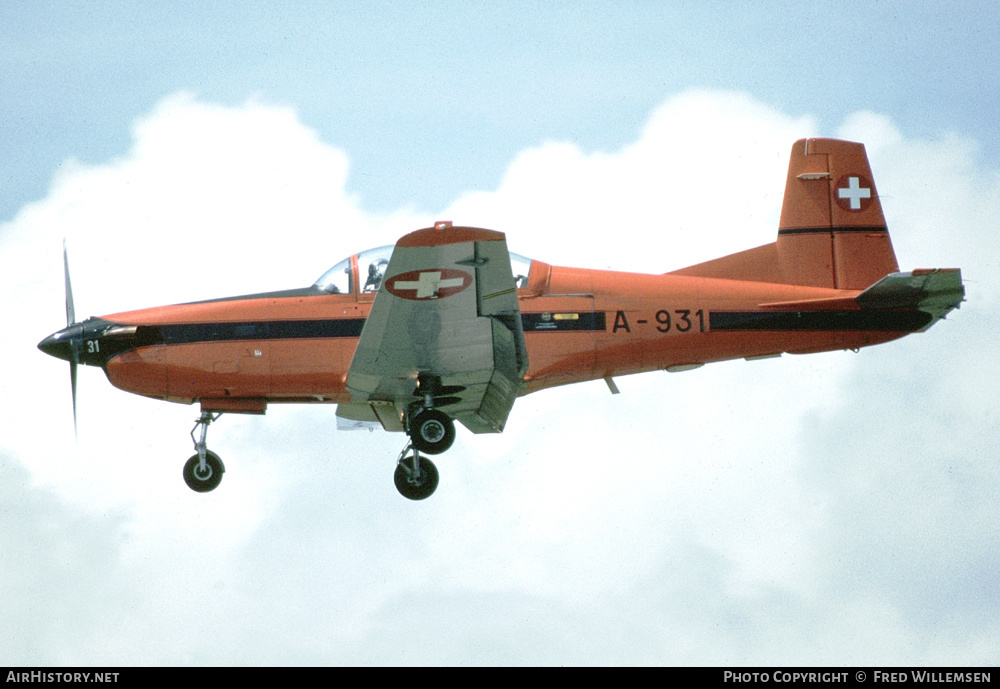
[397,225,506,248]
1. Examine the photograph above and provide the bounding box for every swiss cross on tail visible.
[836,175,874,211]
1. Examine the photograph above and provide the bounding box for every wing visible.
[340,224,527,434]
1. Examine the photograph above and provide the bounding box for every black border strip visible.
[149,319,367,345]
[105,309,607,361]
[778,226,889,235]
[710,310,932,332]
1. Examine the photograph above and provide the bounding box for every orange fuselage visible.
[97,259,915,413]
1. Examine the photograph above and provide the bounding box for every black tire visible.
[183,451,225,493]
[409,409,455,455]
[394,455,439,500]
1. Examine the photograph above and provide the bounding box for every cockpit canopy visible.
[314,245,533,295]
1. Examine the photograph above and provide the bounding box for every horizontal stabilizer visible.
[855,269,964,327]
[758,269,963,332]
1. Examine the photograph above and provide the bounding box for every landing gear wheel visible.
[409,409,455,455]
[394,455,439,500]
[183,451,225,493]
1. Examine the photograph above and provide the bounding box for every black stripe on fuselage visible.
[710,309,932,332]
[151,312,609,344]
[111,305,925,345]
[777,225,889,236]
[90,317,367,366]
[129,309,925,348]
[111,310,607,354]
[143,318,367,346]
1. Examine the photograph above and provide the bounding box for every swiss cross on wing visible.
[835,174,874,212]
[385,268,473,300]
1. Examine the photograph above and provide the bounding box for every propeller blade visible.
[64,240,75,326]
[70,360,78,436]
[63,240,79,435]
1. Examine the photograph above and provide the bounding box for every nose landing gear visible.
[183,411,225,493]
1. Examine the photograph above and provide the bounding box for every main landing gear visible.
[394,443,440,501]
[409,408,455,455]
[393,403,456,500]
[183,411,225,493]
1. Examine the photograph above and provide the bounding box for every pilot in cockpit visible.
[364,259,389,292]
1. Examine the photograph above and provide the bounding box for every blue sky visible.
[4,2,999,219]
[1,2,998,667]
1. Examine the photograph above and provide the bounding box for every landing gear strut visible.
[394,443,439,500]
[183,411,225,492]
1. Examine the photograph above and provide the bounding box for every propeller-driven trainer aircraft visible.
[38,139,964,499]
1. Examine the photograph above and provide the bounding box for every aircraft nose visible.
[38,329,76,362]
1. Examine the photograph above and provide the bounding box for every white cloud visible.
[447,90,817,272]
[1,89,997,665]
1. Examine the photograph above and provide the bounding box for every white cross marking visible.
[838,176,871,210]
[392,271,465,298]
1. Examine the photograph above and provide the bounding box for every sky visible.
[1,1,998,667]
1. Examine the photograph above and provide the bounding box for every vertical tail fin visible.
[670,138,899,290]
[777,138,899,290]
